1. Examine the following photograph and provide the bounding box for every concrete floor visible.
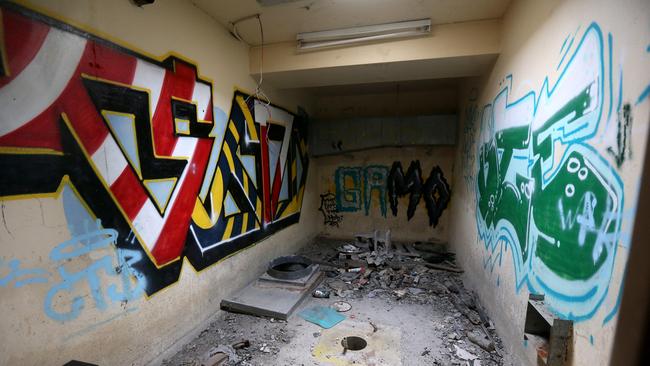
[162,238,514,366]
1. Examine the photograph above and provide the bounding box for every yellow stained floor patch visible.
[313,320,402,366]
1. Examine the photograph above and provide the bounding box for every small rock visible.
[312,288,331,298]
[259,344,272,353]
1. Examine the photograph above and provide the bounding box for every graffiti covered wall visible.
[0,2,315,365]
[449,0,650,364]
[318,146,454,241]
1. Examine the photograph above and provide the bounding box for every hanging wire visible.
[247,14,271,107]
[230,13,272,142]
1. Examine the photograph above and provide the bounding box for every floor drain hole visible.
[341,336,367,351]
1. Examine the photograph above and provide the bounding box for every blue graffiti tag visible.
[335,165,389,216]
[42,220,146,321]
[0,258,49,288]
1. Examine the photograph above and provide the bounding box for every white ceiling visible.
[190,0,512,46]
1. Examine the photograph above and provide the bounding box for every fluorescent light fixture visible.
[297,19,431,51]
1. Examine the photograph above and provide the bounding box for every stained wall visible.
[0,1,319,365]
[313,81,458,242]
[448,0,650,364]
[317,146,455,242]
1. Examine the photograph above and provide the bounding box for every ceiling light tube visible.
[297,18,431,51]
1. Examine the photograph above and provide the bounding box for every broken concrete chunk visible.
[259,343,272,353]
[467,310,482,325]
[454,344,478,360]
[467,330,495,351]
[443,280,459,293]
[367,289,385,298]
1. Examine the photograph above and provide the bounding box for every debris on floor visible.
[332,300,352,312]
[162,236,511,366]
[298,306,346,329]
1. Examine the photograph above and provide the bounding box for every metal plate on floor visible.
[221,269,324,320]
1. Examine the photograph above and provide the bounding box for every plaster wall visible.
[448,0,650,365]
[0,1,319,365]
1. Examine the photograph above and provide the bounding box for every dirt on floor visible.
[162,236,514,366]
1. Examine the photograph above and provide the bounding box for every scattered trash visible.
[454,344,478,360]
[338,243,361,254]
[298,306,346,329]
[331,300,352,312]
[312,288,331,298]
[369,321,378,333]
[164,237,506,366]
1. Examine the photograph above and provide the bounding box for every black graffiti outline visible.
[387,161,451,227]
[607,103,632,168]
[318,192,342,227]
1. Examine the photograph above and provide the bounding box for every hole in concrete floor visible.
[341,336,367,351]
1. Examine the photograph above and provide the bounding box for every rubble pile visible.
[306,235,505,365]
[163,236,507,366]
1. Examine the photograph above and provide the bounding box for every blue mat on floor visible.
[298,306,345,329]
